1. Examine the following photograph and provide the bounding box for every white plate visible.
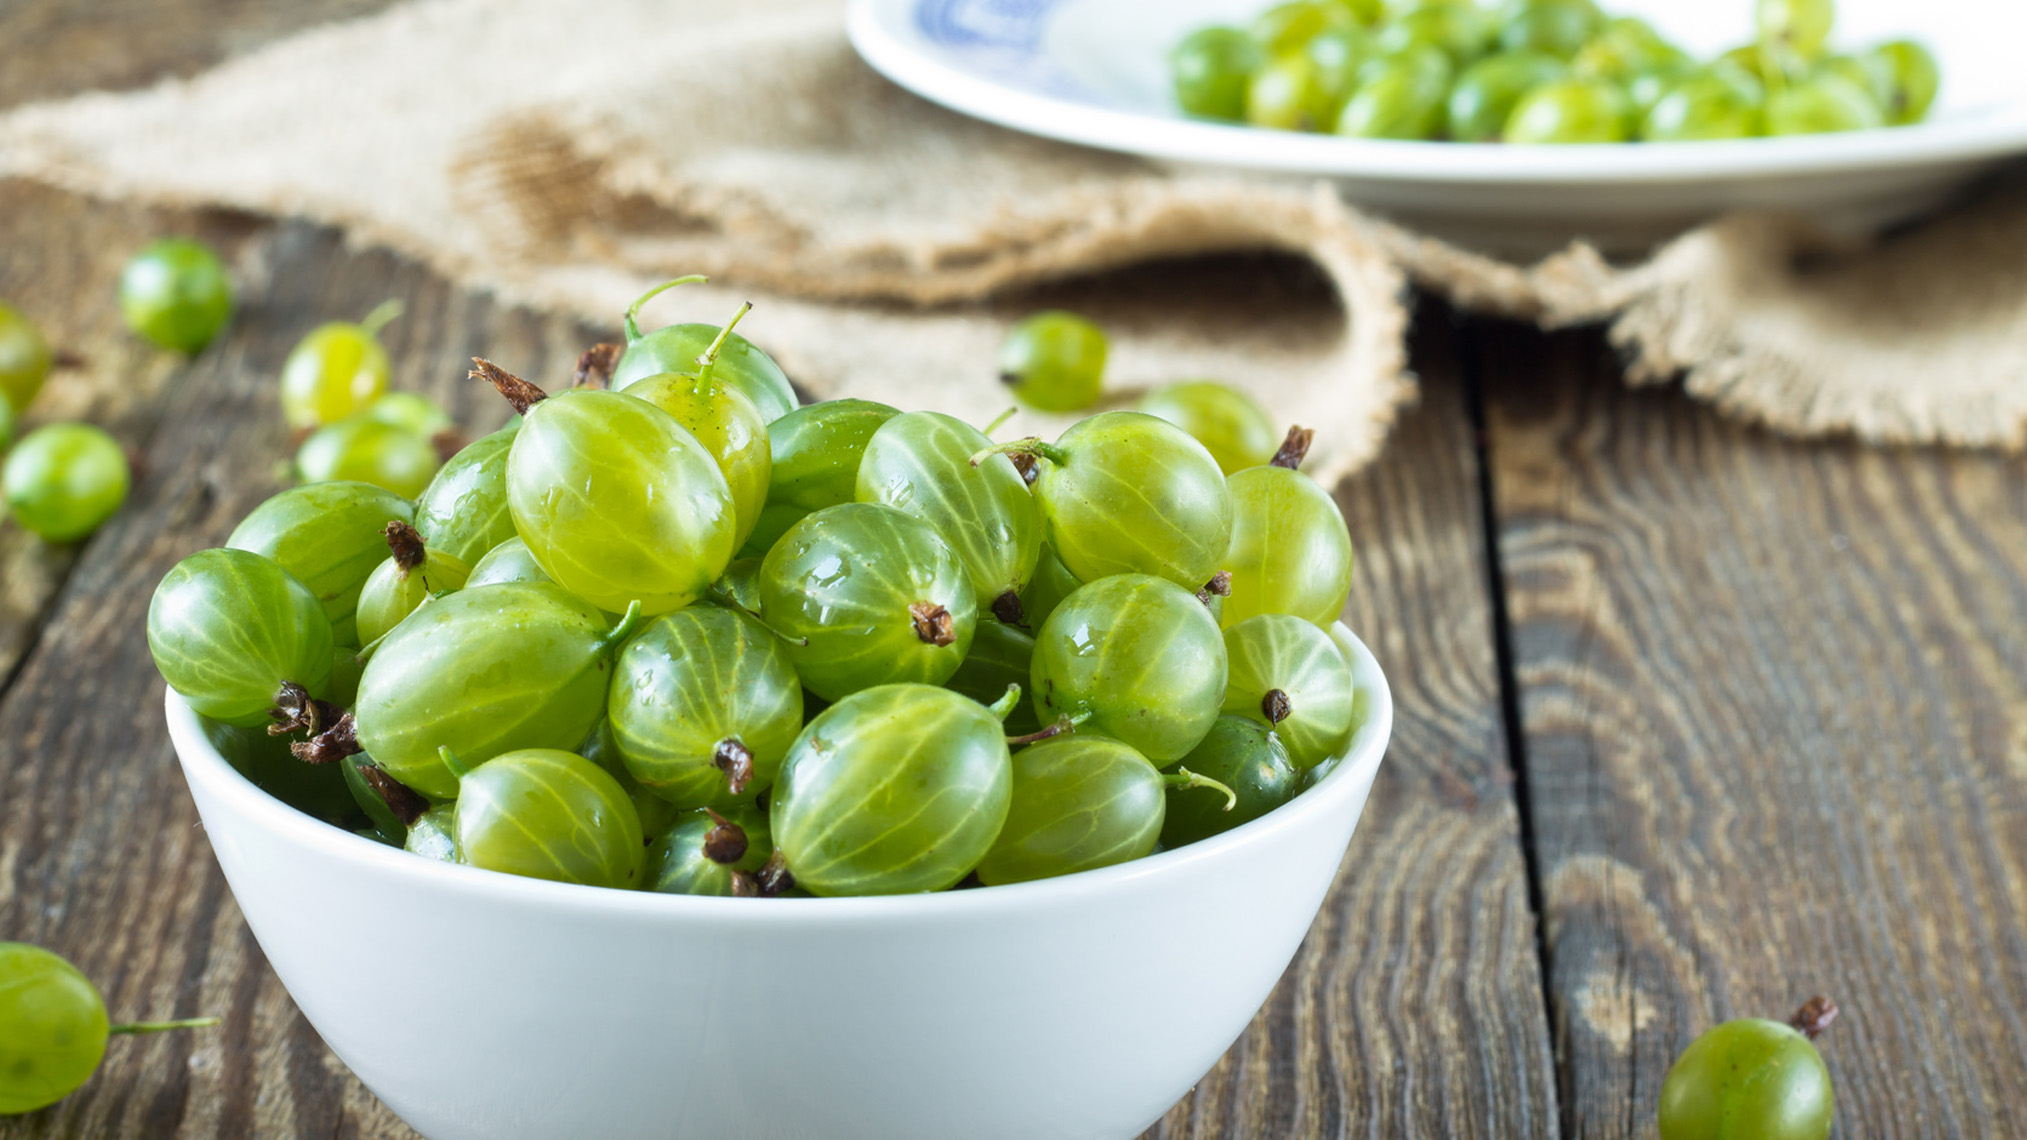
[849,0,2027,255]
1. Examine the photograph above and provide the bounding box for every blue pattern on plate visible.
[912,0,1093,97]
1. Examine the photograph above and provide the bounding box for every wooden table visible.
[3,6,2024,1138]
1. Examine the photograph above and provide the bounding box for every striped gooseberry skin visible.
[772,684,1012,896]
[764,399,901,513]
[466,536,551,588]
[1220,613,1355,770]
[1030,574,1227,763]
[148,548,334,727]
[758,502,977,703]
[614,323,798,424]
[353,583,618,800]
[1221,465,1353,630]
[354,547,471,647]
[1160,716,1297,849]
[856,411,1041,609]
[506,389,736,616]
[976,735,1165,886]
[645,806,772,896]
[226,481,414,645]
[413,427,517,566]
[454,749,643,889]
[609,606,803,810]
[626,373,772,550]
[1030,411,1233,591]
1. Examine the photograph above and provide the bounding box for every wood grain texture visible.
[1481,321,2027,1139]
[1143,313,1558,1140]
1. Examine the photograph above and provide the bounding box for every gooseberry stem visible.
[358,299,404,339]
[471,358,549,416]
[1006,711,1089,747]
[970,438,1068,470]
[692,301,753,387]
[623,275,710,342]
[981,406,1018,436]
[358,762,429,826]
[437,745,471,782]
[109,1017,220,1036]
[602,601,645,651]
[1789,996,1839,1040]
[987,684,1022,722]
[1270,426,1314,470]
[1163,766,1238,811]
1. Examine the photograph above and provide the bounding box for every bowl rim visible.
[846,0,2027,186]
[168,623,1392,922]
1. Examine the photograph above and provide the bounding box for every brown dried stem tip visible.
[713,738,756,796]
[702,810,751,866]
[1196,571,1232,606]
[384,520,428,574]
[756,850,796,897]
[1789,996,1839,1040]
[291,712,363,765]
[991,590,1026,627]
[1261,689,1292,725]
[267,681,346,739]
[729,871,761,897]
[470,357,549,415]
[910,602,957,647]
[573,342,623,390]
[430,429,468,463]
[358,762,430,827]
[1008,451,1040,486]
[1270,426,1315,470]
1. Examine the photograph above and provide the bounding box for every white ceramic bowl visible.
[167,625,1392,1140]
[850,0,2027,254]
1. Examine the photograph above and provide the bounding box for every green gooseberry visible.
[354,521,472,646]
[482,361,736,616]
[0,300,52,415]
[148,548,334,727]
[1328,0,1382,25]
[772,684,1012,896]
[1372,0,1488,63]
[365,391,454,441]
[579,719,689,841]
[346,582,635,799]
[342,756,427,843]
[944,617,1041,736]
[1306,27,1371,114]
[296,415,440,500]
[976,735,1224,886]
[611,277,797,423]
[1031,574,1227,763]
[997,312,1107,413]
[1570,16,1690,84]
[707,556,763,613]
[610,606,803,809]
[1504,78,1634,142]
[201,715,358,826]
[1868,39,1938,125]
[0,943,216,1115]
[737,501,810,560]
[1247,50,1335,131]
[412,426,518,567]
[227,480,415,645]
[1448,51,1569,142]
[446,747,644,889]
[1222,440,1353,629]
[624,352,772,550]
[327,645,364,707]
[988,412,1231,591]
[405,804,459,864]
[1766,72,1882,135]
[758,502,977,702]
[857,410,1040,617]
[118,238,233,353]
[1252,0,1350,54]
[1336,43,1454,138]
[0,397,12,454]
[1626,61,1699,116]
[1171,26,1264,121]
[1659,999,1839,1140]
[1221,614,1354,770]
[1643,72,1765,141]
[765,397,900,515]
[1016,542,1083,633]
[465,535,552,588]
[1495,0,1599,58]
[278,300,401,430]
[645,807,773,896]
[1159,716,1298,848]
[1,424,130,542]
[1755,0,1834,61]
[1135,382,1280,476]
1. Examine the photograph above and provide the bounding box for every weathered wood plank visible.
[1483,321,2027,1139]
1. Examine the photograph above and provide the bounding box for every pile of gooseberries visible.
[149,277,1366,898]
[1172,0,1937,142]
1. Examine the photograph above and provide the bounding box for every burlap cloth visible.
[4,0,2024,479]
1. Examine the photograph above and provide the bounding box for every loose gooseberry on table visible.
[1658,997,1839,1140]
[1,424,130,543]
[0,943,217,1116]
[0,300,52,415]
[997,311,1108,413]
[118,237,233,354]
[279,299,403,430]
